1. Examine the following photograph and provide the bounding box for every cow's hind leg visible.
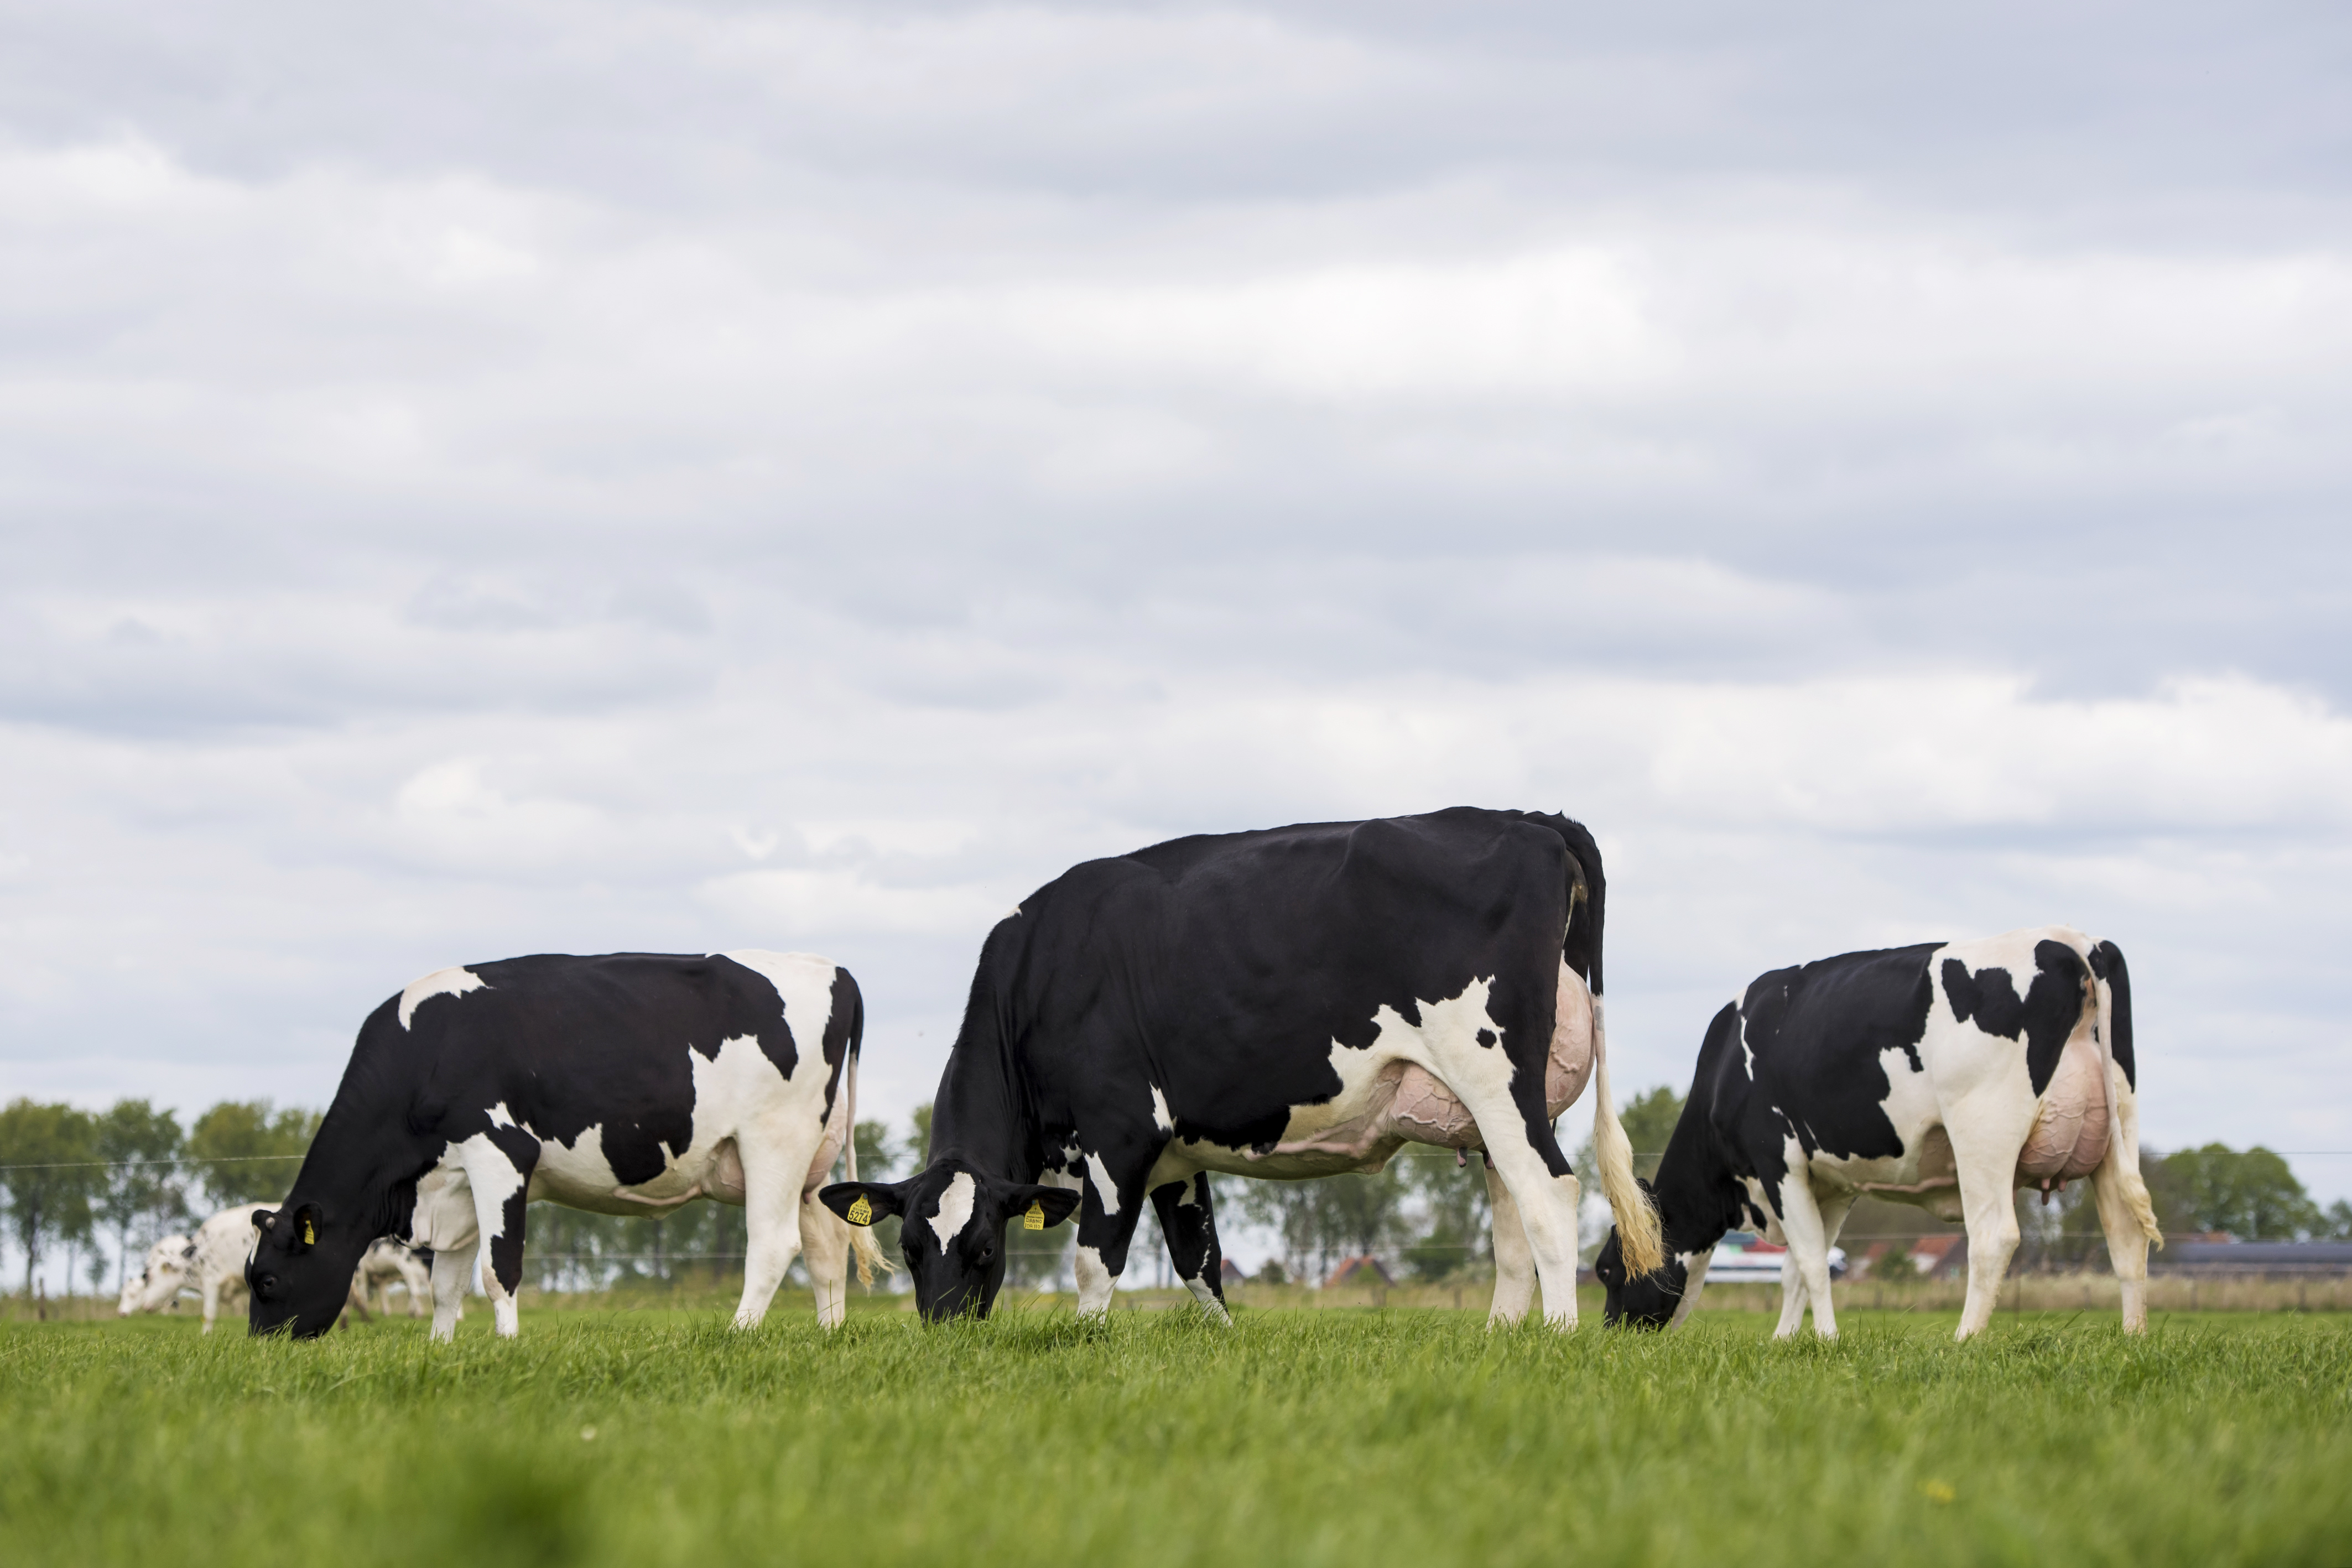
[733,1134,820,1331]
[429,1244,471,1342]
[1150,1172,1230,1324]
[1482,1157,1537,1326]
[2091,1066,2159,1333]
[1949,1114,2033,1341]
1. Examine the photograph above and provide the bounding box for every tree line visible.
[0,1097,320,1298]
[12,1087,2346,1301]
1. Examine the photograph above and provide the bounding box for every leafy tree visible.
[2322,1200,2352,1242]
[852,1119,898,1182]
[1615,1085,1687,1178]
[1397,1151,1490,1282]
[0,1099,98,1296]
[188,1101,321,1209]
[1573,1083,1685,1185]
[1236,1166,1411,1284]
[2160,1144,2321,1240]
[92,1100,189,1290]
[907,1103,934,1168]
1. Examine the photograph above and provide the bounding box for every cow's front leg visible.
[1768,1166,1839,1339]
[200,1273,223,1335]
[1775,1190,1853,1336]
[1481,1157,1537,1326]
[1071,1150,1152,1320]
[1149,1171,1230,1324]
[459,1127,539,1339]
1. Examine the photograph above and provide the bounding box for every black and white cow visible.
[122,1215,434,1329]
[820,808,1663,1325]
[247,950,882,1340]
[1594,927,2161,1341]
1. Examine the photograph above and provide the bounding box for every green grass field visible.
[4,1300,2347,1567]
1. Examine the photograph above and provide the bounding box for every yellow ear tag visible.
[1023,1200,1045,1232]
[845,1194,873,1226]
[301,1219,316,1246]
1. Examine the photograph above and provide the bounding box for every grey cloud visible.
[1,1,2349,1202]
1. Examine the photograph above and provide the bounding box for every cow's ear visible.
[820,1182,906,1227]
[288,1202,323,1252]
[1007,1185,1081,1230]
[252,1208,277,1232]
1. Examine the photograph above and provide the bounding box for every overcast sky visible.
[5,2,2350,1206]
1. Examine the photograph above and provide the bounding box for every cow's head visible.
[245,1202,365,1338]
[1594,1222,1689,1327]
[118,1239,194,1316]
[820,1163,1079,1322]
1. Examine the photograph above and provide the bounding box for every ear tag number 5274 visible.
[845,1195,873,1226]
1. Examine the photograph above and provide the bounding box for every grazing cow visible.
[123,1220,436,1329]
[118,1233,195,1317]
[118,1204,270,1332]
[821,808,1663,1325]
[1594,927,2161,1341]
[351,1238,433,1318]
[246,950,883,1341]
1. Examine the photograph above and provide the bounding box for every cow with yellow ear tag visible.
[248,950,886,1341]
[823,1167,1080,1322]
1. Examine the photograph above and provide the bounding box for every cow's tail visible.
[2091,944,2162,1248]
[841,986,892,1287]
[1589,997,1664,1277]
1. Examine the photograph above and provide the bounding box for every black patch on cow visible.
[1475,1028,1497,1047]
[818,966,862,1122]
[483,1122,540,1294]
[2090,939,2136,1090]
[1941,940,2086,1096]
[1151,1172,1225,1299]
[908,807,1605,1319]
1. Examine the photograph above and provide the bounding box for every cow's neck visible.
[1649,1109,1745,1258]
[286,1093,440,1242]
[926,1018,1039,1181]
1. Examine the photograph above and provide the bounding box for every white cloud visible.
[2,0,2349,1212]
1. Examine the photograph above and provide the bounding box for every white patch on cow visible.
[1666,1251,1712,1330]
[487,1101,517,1130]
[1150,1086,1173,1134]
[399,966,486,1029]
[928,1171,977,1253]
[1084,1152,1122,1216]
[1737,1002,1758,1080]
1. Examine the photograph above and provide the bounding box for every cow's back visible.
[991,810,1581,1149]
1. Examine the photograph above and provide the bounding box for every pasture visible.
[3,1298,2346,1567]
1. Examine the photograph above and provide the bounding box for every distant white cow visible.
[118,1204,270,1332]
[118,1206,428,1331]
[350,1238,431,1318]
